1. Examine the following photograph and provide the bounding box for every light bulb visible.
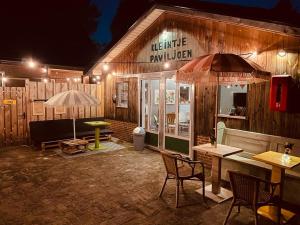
[278,49,286,57]
[103,63,109,71]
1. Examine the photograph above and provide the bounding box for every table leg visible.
[196,156,233,203]
[95,127,100,149]
[271,166,285,196]
[211,156,222,194]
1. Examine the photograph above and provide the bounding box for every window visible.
[219,85,247,118]
[178,84,191,136]
[165,79,176,135]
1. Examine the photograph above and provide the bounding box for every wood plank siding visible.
[102,12,300,139]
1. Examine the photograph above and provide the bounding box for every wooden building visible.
[0,59,84,86]
[88,4,300,155]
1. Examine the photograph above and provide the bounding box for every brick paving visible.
[0,144,292,225]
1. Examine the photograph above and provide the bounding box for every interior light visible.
[2,77,8,82]
[73,78,77,82]
[66,78,70,81]
[227,85,231,89]
[103,63,109,71]
[43,78,48,83]
[112,71,116,76]
[92,77,96,82]
[164,62,170,69]
[278,49,286,57]
[96,76,100,80]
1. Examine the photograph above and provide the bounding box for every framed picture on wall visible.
[32,101,45,116]
[116,82,129,108]
[54,106,66,114]
[166,90,175,104]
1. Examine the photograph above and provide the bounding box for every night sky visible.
[91,0,300,44]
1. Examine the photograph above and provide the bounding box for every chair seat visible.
[178,164,203,179]
[257,206,295,224]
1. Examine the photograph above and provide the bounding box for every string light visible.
[28,60,36,68]
[103,63,109,71]
[41,67,47,73]
[164,62,170,69]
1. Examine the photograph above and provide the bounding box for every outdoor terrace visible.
[1,144,298,225]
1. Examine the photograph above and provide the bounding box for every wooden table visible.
[192,143,243,203]
[60,139,89,155]
[253,151,300,196]
[84,121,111,150]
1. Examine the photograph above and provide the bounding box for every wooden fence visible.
[0,80,104,147]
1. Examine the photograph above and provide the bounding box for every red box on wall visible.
[269,75,300,112]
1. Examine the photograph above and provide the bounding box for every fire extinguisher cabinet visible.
[269,75,300,113]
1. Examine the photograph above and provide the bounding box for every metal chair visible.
[223,171,296,225]
[159,151,206,207]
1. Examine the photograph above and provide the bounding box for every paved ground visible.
[0,144,298,225]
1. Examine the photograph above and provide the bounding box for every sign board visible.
[137,30,203,64]
[3,99,16,105]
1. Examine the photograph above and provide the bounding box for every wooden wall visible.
[104,75,138,123]
[194,81,300,139]
[28,81,104,122]
[0,81,104,147]
[102,12,300,139]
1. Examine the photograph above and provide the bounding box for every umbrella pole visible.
[214,72,220,147]
[72,107,76,140]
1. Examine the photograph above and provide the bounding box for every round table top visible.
[84,121,111,127]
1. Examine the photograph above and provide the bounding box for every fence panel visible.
[0,81,104,147]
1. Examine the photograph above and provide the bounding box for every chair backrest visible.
[161,151,178,177]
[228,171,259,205]
[166,113,176,125]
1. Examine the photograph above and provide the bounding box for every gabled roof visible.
[88,3,300,76]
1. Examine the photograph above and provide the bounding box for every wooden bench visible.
[29,117,113,150]
[215,122,300,204]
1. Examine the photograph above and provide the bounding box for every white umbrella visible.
[45,90,99,139]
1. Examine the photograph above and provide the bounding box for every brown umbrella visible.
[177,53,271,146]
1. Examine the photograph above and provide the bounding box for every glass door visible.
[140,73,194,156]
[164,79,192,155]
[141,79,160,147]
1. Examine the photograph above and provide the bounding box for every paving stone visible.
[0,145,299,225]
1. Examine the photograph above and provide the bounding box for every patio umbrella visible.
[45,90,99,140]
[177,53,271,145]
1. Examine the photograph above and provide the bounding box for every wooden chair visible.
[166,113,176,133]
[159,151,206,207]
[223,171,296,225]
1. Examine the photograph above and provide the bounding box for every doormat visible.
[54,141,126,159]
